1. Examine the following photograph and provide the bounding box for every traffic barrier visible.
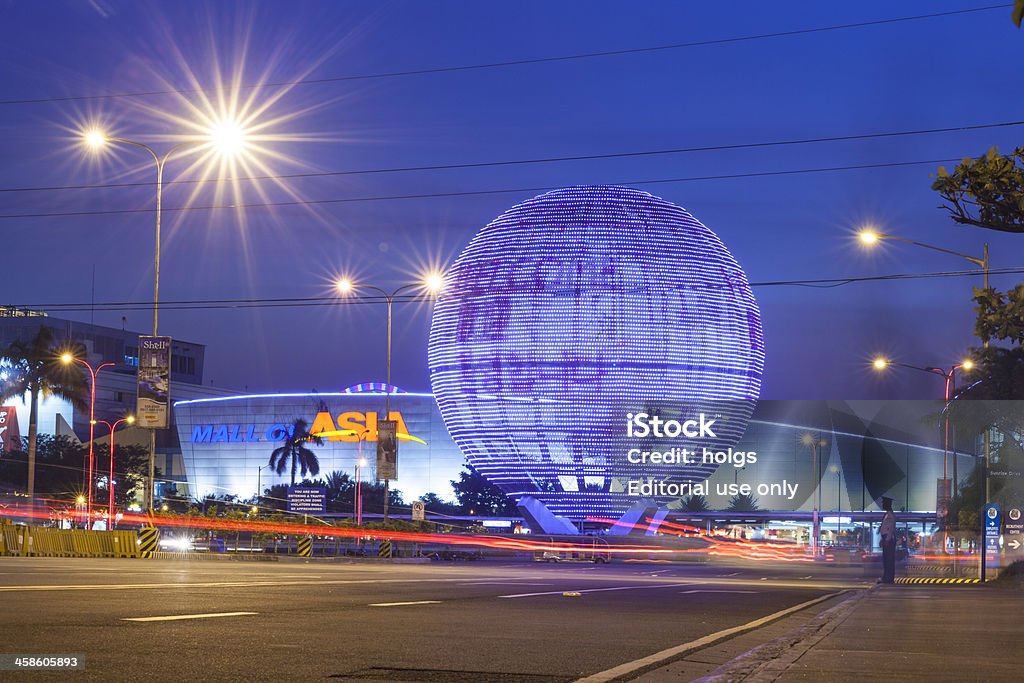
[378,540,393,558]
[894,577,980,585]
[138,526,160,559]
[297,537,313,558]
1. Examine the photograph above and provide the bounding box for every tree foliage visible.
[679,494,710,512]
[973,284,1024,345]
[268,418,322,486]
[0,327,88,504]
[451,464,517,515]
[727,492,760,512]
[933,147,1024,233]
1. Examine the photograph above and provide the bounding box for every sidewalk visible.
[639,582,1022,682]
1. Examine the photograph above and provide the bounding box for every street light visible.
[61,353,115,524]
[82,122,249,511]
[91,415,135,528]
[256,464,272,509]
[355,456,367,526]
[871,357,973,497]
[856,227,990,311]
[801,433,827,557]
[830,463,843,540]
[336,273,445,520]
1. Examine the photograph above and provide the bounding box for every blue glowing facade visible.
[428,186,765,520]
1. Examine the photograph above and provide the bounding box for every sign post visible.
[137,336,171,510]
[377,418,398,520]
[982,503,1000,581]
[411,500,425,522]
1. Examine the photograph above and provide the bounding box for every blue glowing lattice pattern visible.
[427,186,765,520]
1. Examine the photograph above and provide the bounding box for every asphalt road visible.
[0,558,870,681]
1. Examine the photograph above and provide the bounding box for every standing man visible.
[879,496,896,584]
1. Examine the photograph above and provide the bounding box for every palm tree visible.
[680,494,710,512]
[0,327,87,508]
[727,492,761,512]
[269,418,323,486]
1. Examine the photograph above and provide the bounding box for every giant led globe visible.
[428,186,764,519]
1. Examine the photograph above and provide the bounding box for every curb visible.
[895,577,980,585]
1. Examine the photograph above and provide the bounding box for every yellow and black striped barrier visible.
[138,526,160,559]
[895,577,980,585]
[297,537,313,558]
[378,540,393,559]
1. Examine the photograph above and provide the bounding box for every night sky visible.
[1,1,1021,400]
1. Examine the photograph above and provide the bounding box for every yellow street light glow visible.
[872,357,890,370]
[858,229,881,245]
[84,129,107,150]
[207,119,248,157]
[127,415,136,424]
[425,273,444,292]
[60,353,73,364]
[961,359,974,371]
[336,278,353,294]
[76,495,86,505]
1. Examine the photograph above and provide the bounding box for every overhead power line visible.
[0,157,967,220]
[0,4,1008,105]
[8,267,1020,313]
[1,119,1019,195]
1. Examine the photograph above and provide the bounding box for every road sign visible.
[1005,506,1023,558]
[411,500,425,522]
[287,486,326,514]
[984,503,1001,573]
[297,537,313,558]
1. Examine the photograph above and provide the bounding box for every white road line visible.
[718,572,741,577]
[499,583,691,599]
[368,601,442,607]
[0,577,470,593]
[680,590,759,594]
[574,591,847,683]
[123,612,258,622]
[458,582,553,586]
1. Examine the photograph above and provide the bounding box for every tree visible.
[419,492,461,516]
[0,327,88,508]
[933,147,1024,234]
[679,494,710,512]
[451,464,517,515]
[1016,0,1023,28]
[727,493,760,512]
[269,418,323,486]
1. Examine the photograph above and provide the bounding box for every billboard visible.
[136,336,171,428]
[287,486,326,514]
[377,418,397,480]
[0,406,20,453]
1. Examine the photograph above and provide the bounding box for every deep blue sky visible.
[1,1,1021,399]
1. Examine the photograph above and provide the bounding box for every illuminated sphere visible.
[428,186,764,520]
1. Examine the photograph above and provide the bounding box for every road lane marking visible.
[718,572,741,577]
[574,590,848,683]
[368,601,442,607]
[123,612,258,622]
[680,590,759,594]
[499,583,691,599]
[458,582,553,586]
[0,577,471,593]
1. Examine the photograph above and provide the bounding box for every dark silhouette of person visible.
[879,496,896,584]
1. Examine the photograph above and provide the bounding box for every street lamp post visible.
[871,358,973,506]
[92,415,135,528]
[336,274,444,521]
[61,354,114,525]
[256,464,272,510]
[355,456,367,526]
[802,433,827,557]
[83,125,248,511]
[858,229,989,294]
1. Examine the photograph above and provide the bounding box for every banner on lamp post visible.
[136,336,171,429]
[376,418,397,480]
